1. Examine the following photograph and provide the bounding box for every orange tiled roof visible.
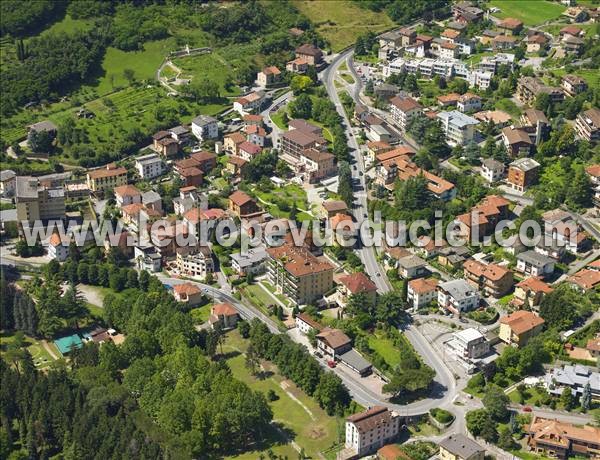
[501,310,544,335]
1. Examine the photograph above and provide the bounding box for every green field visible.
[489,0,566,26]
[551,68,600,92]
[223,331,341,459]
[293,0,394,51]
[0,332,59,371]
[173,52,242,97]
[368,333,402,369]
[39,14,93,37]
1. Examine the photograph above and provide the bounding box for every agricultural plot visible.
[489,0,566,26]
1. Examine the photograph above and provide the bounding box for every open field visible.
[39,14,93,37]
[223,331,341,459]
[550,68,600,92]
[293,0,394,51]
[489,0,566,26]
[368,333,402,369]
[174,51,242,97]
[0,332,59,370]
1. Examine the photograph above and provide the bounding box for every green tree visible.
[483,384,510,421]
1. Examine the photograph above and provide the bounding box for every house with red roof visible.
[172,282,204,306]
[209,303,239,329]
[512,277,553,309]
[336,272,377,308]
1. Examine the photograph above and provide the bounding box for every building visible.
[134,245,162,272]
[398,255,427,279]
[172,282,204,306]
[437,279,480,315]
[389,96,422,132]
[498,18,524,36]
[225,155,248,179]
[453,2,484,22]
[114,184,141,208]
[493,35,518,51]
[286,57,309,73]
[238,141,262,162]
[544,364,600,400]
[562,35,585,55]
[568,268,600,292]
[280,120,326,159]
[517,77,564,106]
[336,272,377,308]
[407,277,438,310]
[245,125,267,147]
[316,328,351,358]
[525,34,548,53]
[0,170,16,197]
[499,310,545,347]
[463,259,513,298]
[345,407,401,458]
[47,233,69,262]
[321,200,348,219]
[516,250,555,278]
[575,108,600,142]
[526,416,600,459]
[457,93,482,113]
[233,91,265,115]
[502,127,533,157]
[454,195,510,243]
[175,245,215,279]
[256,66,281,87]
[152,131,179,157]
[209,303,239,330]
[169,125,191,144]
[480,158,505,184]
[437,111,479,146]
[228,190,261,218]
[295,312,323,335]
[438,93,460,108]
[86,164,127,193]
[520,108,549,145]
[295,43,322,66]
[230,246,268,276]
[439,434,485,460]
[191,115,218,141]
[508,158,540,192]
[561,74,587,97]
[512,277,553,309]
[14,176,65,226]
[135,153,165,180]
[266,243,334,306]
[224,132,247,155]
[447,328,490,361]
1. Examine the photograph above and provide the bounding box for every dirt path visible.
[41,340,59,360]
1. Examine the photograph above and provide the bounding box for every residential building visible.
[407,277,438,310]
[47,233,69,262]
[173,186,201,216]
[135,153,165,180]
[209,303,239,329]
[508,158,540,192]
[562,35,585,55]
[172,282,204,306]
[256,66,281,87]
[225,155,248,178]
[366,141,393,165]
[316,328,351,358]
[439,41,459,59]
[437,93,460,108]
[295,43,322,66]
[463,259,514,298]
[245,125,267,147]
[587,337,600,358]
[114,184,141,208]
[439,434,485,460]
[230,246,268,276]
[526,416,600,459]
[502,127,533,157]
[345,407,401,458]
[244,114,263,127]
[437,111,479,146]
[499,310,545,347]
[517,77,564,106]
[438,246,470,269]
[517,250,555,278]
[286,57,309,73]
[520,109,549,145]
[152,131,179,157]
[175,245,214,279]
[437,279,480,314]
[452,2,484,22]
[336,272,377,308]
[86,164,127,193]
[493,35,517,51]
[134,245,161,272]
[454,195,510,243]
[0,170,16,197]
[266,243,334,306]
[498,18,524,36]
[295,312,323,335]
[280,121,326,159]
[224,132,247,155]
[321,200,348,219]
[544,364,600,400]
[398,255,427,279]
[525,34,548,53]
[562,74,587,97]
[560,25,584,38]
[480,158,505,184]
[447,328,490,361]
[191,115,218,141]
[142,190,162,212]
[389,96,422,132]
[512,277,553,309]
[169,125,191,144]
[238,141,262,162]
[457,93,482,113]
[575,108,600,142]
[586,164,600,207]
[568,268,600,292]
[228,190,261,218]
[190,150,217,173]
[233,91,264,115]
[177,166,203,187]
[15,176,65,224]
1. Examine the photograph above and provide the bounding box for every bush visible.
[430,408,454,424]
[266,389,279,401]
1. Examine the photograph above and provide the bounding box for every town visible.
[0,1,599,459]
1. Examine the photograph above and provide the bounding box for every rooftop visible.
[510,157,540,172]
[437,110,479,128]
[500,310,545,335]
[438,279,478,301]
[439,434,484,459]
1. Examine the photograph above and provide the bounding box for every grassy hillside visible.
[292,0,394,51]
[489,0,566,26]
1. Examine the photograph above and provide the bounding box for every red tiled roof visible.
[338,272,377,294]
[212,303,238,317]
[501,310,544,335]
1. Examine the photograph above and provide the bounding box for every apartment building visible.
[175,245,214,279]
[0,170,16,197]
[457,93,482,113]
[191,115,218,142]
[295,312,323,335]
[266,243,334,306]
[437,111,479,146]
[316,328,352,358]
[517,250,555,278]
[516,76,564,106]
[526,416,600,459]
[499,310,545,347]
[15,176,66,224]
[512,277,553,309]
[544,364,600,400]
[238,141,262,162]
[224,132,247,155]
[463,259,514,298]
[230,246,268,276]
[280,120,326,158]
[295,43,323,66]
[228,190,261,218]
[135,153,165,180]
[454,195,510,243]
[520,108,549,145]
[389,96,422,132]
[407,277,438,310]
[345,407,401,458]
[575,108,600,142]
[256,66,281,87]
[336,272,377,308]
[447,328,490,361]
[86,164,127,193]
[437,279,480,315]
[439,434,485,460]
[47,233,69,262]
[508,158,540,192]
[233,91,265,115]
[152,131,179,157]
[480,158,505,184]
[561,74,588,97]
[114,184,142,208]
[502,127,533,156]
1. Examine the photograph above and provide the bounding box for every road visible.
[261,90,293,146]
[322,49,458,415]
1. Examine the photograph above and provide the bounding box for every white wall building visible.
[191,115,218,142]
[135,153,165,180]
[437,279,480,314]
[437,111,479,146]
[345,407,401,458]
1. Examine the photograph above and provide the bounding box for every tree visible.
[464,141,480,165]
[290,75,313,94]
[28,129,54,153]
[466,409,498,443]
[560,387,575,410]
[123,68,135,84]
[580,382,592,412]
[566,166,592,209]
[60,284,88,329]
[288,93,312,119]
[314,372,350,416]
[245,344,260,376]
[483,384,510,421]
[535,93,552,114]
[497,425,517,450]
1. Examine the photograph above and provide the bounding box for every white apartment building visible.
[176,246,215,279]
[135,153,165,180]
[47,233,69,262]
[345,407,400,458]
[516,250,555,278]
[437,110,479,146]
[389,96,422,132]
[447,328,490,360]
[407,278,438,310]
[191,115,218,142]
[480,158,505,184]
[437,279,480,314]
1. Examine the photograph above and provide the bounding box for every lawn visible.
[173,51,242,97]
[252,183,309,218]
[241,284,280,315]
[292,0,394,51]
[551,68,600,92]
[489,0,566,26]
[340,73,355,84]
[223,331,341,459]
[496,98,522,118]
[190,304,213,324]
[39,14,93,37]
[270,109,288,130]
[368,333,402,369]
[0,332,58,370]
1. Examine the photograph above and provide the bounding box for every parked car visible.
[327,360,336,368]
[523,406,532,412]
